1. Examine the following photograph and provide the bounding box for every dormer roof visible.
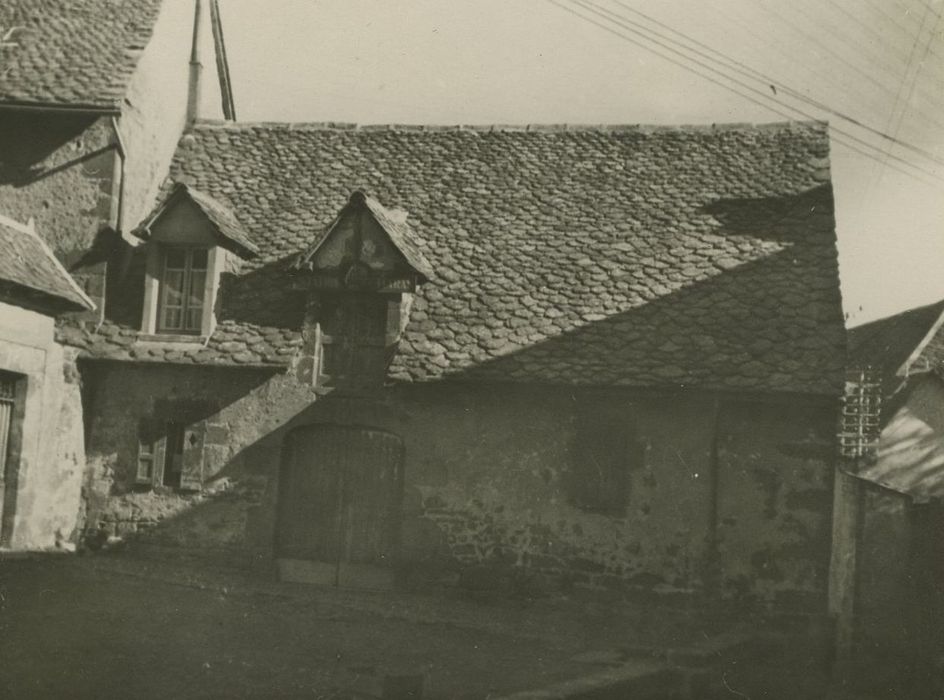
[139,183,258,257]
[295,190,433,283]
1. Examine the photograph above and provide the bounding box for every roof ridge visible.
[190,118,827,134]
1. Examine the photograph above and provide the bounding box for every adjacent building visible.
[0,214,94,548]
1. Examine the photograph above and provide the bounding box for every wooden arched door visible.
[276,424,404,587]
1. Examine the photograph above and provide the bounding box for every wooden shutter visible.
[179,420,207,491]
[136,418,166,486]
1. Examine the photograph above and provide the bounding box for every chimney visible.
[187,0,203,123]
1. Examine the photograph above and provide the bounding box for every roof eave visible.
[0,281,93,315]
[0,98,121,116]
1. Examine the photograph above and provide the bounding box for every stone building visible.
[840,301,944,682]
[2,0,847,608]
[0,214,94,549]
[0,0,227,546]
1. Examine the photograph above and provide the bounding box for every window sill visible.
[137,333,207,351]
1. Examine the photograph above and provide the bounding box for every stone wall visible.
[0,301,87,549]
[80,362,316,564]
[82,361,837,606]
[0,111,117,317]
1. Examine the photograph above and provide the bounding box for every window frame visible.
[142,243,224,340]
[156,246,209,335]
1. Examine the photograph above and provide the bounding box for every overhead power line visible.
[804,0,944,112]
[756,0,944,128]
[822,0,943,74]
[873,1,939,185]
[576,0,944,181]
[606,0,944,168]
[546,0,944,186]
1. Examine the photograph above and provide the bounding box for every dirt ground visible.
[0,553,834,700]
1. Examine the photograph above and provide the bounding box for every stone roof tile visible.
[0,214,95,311]
[0,0,162,109]
[75,120,845,394]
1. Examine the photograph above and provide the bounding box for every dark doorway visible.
[276,424,405,588]
[0,370,26,546]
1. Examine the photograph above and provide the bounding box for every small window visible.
[569,398,642,516]
[157,247,208,334]
[136,418,205,491]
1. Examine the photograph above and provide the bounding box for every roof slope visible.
[0,215,95,311]
[0,0,163,110]
[73,120,845,395]
[848,299,944,396]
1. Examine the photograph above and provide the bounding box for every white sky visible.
[211,0,944,326]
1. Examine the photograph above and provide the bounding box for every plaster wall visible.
[82,362,836,605]
[119,0,217,231]
[0,301,86,549]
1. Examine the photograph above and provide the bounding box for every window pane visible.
[190,248,209,270]
[165,248,187,269]
[188,270,206,307]
[163,269,184,306]
[185,307,203,331]
[161,307,183,330]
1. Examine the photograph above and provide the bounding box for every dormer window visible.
[294,191,433,389]
[158,247,208,334]
[137,184,258,340]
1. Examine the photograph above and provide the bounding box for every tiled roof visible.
[0,214,95,312]
[847,299,944,397]
[69,120,845,395]
[0,0,163,110]
[140,184,259,256]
